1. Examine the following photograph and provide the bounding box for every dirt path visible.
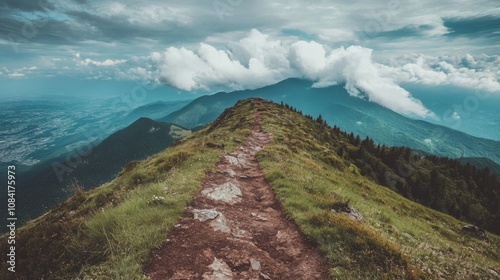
[145,107,331,279]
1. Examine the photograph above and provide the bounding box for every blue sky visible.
[1,0,499,117]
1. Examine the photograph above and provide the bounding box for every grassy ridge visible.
[1,99,499,279]
[256,101,500,279]
[0,101,256,279]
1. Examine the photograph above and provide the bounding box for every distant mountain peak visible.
[159,81,500,164]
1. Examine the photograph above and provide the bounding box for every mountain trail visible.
[145,102,331,279]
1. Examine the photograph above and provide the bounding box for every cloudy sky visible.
[1,0,499,117]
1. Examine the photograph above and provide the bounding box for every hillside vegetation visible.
[160,79,500,164]
[1,99,499,279]
[308,118,500,234]
[0,102,254,279]
[257,101,500,278]
[1,118,190,230]
[458,157,500,179]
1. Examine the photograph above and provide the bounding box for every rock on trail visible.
[145,103,331,279]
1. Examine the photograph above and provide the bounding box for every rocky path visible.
[145,107,331,279]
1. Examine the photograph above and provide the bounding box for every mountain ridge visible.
[125,100,191,123]
[159,78,500,164]
[1,98,498,279]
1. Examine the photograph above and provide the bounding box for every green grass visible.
[73,154,214,279]
[256,101,500,279]
[0,100,257,279]
[2,99,498,279]
[169,124,192,138]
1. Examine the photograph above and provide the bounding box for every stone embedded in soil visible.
[192,209,231,233]
[276,231,286,243]
[202,182,243,204]
[203,258,233,280]
[224,169,236,177]
[250,258,261,270]
[209,212,231,233]
[145,109,331,280]
[332,206,364,221]
[224,155,248,168]
[255,215,268,222]
[193,209,220,222]
[260,272,272,280]
[462,224,488,240]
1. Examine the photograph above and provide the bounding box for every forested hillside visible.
[283,102,500,234]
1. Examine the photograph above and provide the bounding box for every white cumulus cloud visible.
[150,30,287,91]
[385,54,500,92]
[8,72,25,78]
[81,58,127,67]
[46,29,498,119]
[150,30,499,118]
[288,41,326,79]
[148,29,436,117]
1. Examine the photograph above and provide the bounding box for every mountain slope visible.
[1,99,498,279]
[146,108,331,279]
[1,118,190,227]
[160,78,500,164]
[124,100,191,123]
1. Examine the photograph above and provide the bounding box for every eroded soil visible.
[145,105,331,279]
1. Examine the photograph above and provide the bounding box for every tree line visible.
[278,101,500,234]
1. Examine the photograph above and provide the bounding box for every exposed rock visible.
[276,231,287,243]
[250,258,261,270]
[225,155,247,168]
[250,212,268,221]
[224,169,236,177]
[193,209,220,222]
[224,155,238,165]
[462,224,488,240]
[344,207,364,221]
[260,272,272,280]
[145,106,331,279]
[210,212,231,233]
[202,182,242,204]
[193,209,231,233]
[256,215,268,222]
[203,258,233,280]
[331,200,364,221]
